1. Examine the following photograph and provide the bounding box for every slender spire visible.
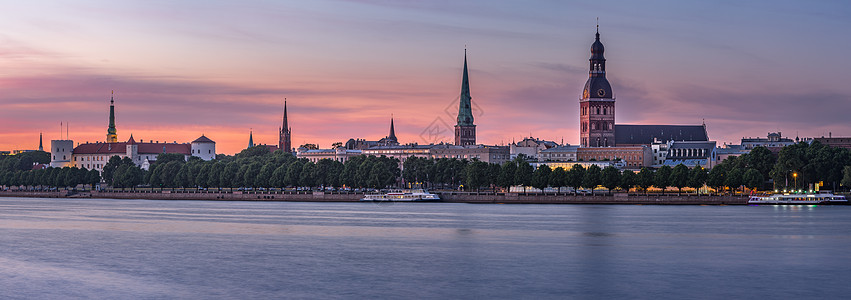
[279,99,292,153]
[282,99,288,131]
[38,132,43,151]
[248,129,254,148]
[389,115,397,141]
[457,49,474,126]
[106,90,118,143]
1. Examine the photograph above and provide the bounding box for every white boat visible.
[748,193,848,205]
[361,189,441,202]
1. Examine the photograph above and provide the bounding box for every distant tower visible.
[248,130,255,148]
[388,116,397,143]
[580,26,615,147]
[38,132,43,151]
[455,49,476,146]
[106,91,118,143]
[278,100,292,153]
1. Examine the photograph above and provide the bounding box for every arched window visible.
[603,107,607,115]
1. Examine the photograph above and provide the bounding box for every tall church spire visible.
[38,132,43,151]
[106,90,118,143]
[457,49,474,126]
[279,99,292,153]
[248,129,254,148]
[455,49,477,146]
[389,115,397,142]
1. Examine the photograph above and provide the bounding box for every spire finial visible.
[111,90,114,104]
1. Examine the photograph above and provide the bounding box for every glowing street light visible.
[793,172,798,192]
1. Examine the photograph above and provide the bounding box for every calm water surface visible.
[1,197,850,299]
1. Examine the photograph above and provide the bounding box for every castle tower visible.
[455,49,476,146]
[580,27,615,147]
[279,100,292,153]
[106,91,118,143]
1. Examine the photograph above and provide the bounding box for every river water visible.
[1,197,850,299]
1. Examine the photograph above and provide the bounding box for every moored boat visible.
[361,189,441,202]
[748,192,847,205]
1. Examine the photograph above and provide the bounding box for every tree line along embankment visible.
[0,190,748,204]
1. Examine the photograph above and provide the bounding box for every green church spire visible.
[106,90,118,143]
[457,49,474,126]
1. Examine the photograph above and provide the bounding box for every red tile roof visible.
[73,142,190,155]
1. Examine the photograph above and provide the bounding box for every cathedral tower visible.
[279,100,292,153]
[455,50,476,146]
[106,91,118,143]
[580,27,615,147]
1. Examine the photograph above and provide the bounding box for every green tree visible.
[271,164,289,188]
[498,161,517,190]
[670,164,690,195]
[550,167,567,193]
[531,164,552,192]
[101,155,124,185]
[688,166,708,195]
[221,162,241,190]
[637,167,654,194]
[743,168,764,192]
[487,163,502,190]
[299,162,316,189]
[87,169,101,189]
[175,164,192,188]
[465,161,490,191]
[514,160,534,192]
[725,168,744,194]
[619,170,636,192]
[207,162,224,188]
[601,166,620,194]
[256,163,276,188]
[285,160,304,187]
[567,164,585,194]
[654,165,672,192]
[583,165,602,195]
[242,162,262,188]
[707,166,725,194]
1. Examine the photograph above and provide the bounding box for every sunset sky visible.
[2,0,850,154]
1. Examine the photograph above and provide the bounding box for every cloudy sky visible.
[2,0,850,154]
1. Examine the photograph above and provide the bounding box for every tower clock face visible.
[597,89,606,97]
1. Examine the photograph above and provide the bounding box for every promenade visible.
[0,189,749,205]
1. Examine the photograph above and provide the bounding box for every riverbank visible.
[0,189,749,205]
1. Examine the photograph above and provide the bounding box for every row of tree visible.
[0,166,100,189]
[102,148,401,190]
[5,141,851,193]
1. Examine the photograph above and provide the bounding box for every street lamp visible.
[793,172,798,193]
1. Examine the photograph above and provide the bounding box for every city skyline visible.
[2,1,851,154]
